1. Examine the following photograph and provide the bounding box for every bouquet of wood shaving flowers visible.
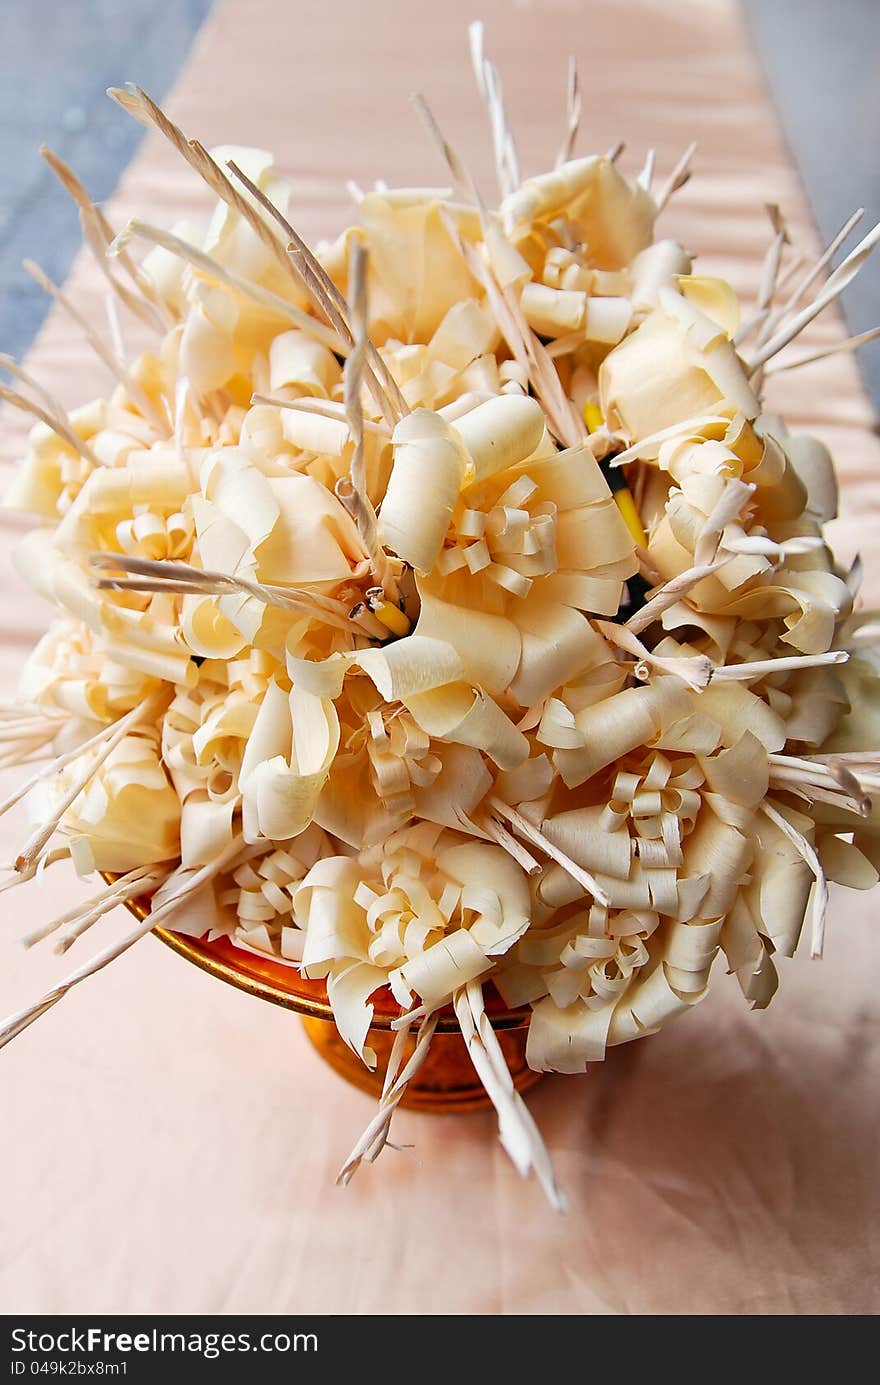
[3,24,880,1209]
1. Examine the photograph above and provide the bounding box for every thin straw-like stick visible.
[455,981,565,1212]
[488,795,611,905]
[768,754,870,815]
[637,149,656,195]
[757,205,789,313]
[40,144,171,331]
[225,159,408,424]
[251,393,389,435]
[481,813,542,874]
[337,1010,439,1185]
[654,141,697,213]
[761,801,829,960]
[748,218,880,371]
[0,835,254,1051]
[21,864,161,950]
[114,220,347,354]
[338,240,398,599]
[108,85,305,295]
[711,650,848,682]
[739,207,865,346]
[89,553,387,640]
[625,558,729,636]
[0,710,68,769]
[555,56,581,169]
[411,96,582,446]
[608,414,731,467]
[0,848,70,896]
[763,324,880,375]
[14,695,163,873]
[469,20,521,199]
[411,94,474,203]
[0,354,73,425]
[344,244,371,537]
[0,384,100,468]
[23,260,168,434]
[0,703,154,819]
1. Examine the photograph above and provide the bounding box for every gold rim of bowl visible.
[113,879,530,1034]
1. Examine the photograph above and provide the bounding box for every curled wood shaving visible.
[2,30,879,1207]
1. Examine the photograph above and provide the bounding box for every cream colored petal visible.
[541,804,633,879]
[405,682,528,769]
[630,239,692,311]
[379,410,467,572]
[326,960,385,1067]
[428,299,500,371]
[553,677,693,787]
[697,731,769,807]
[180,792,237,867]
[63,734,180,874]
[510,596,608,708]
[390,928,490,1009]
[269,329,342,397]
[295,861,371,976]
[415,584,521,696]
[453,394,547,482]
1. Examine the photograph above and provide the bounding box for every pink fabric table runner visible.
[1,0,877,1314]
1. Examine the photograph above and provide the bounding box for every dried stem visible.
[0,383,101,469]
[762,801,828,960]
[748,218,880,372]
[655,141,697,213]
[340,240,398,599]
[89,552,387,640]
[0,848,69,896]
[23,259,168,434]
[337,1010,439,1185]
[14,695,164,874]
[488,795,611,906]
[711,650,848,683]
[0,835,255,1051]
[114,220,346,354]
[625,558,730,636]
[555,56,581,169]
[40,144,171,331]
[224,159,408,424]
[22,864,162,951]
[469,20,521,199]
[481,812,542,874]
[455,980,565,1212]
[739,207,865,346]
[0,705,148,819]
[251,393,389,435]
[763,324,880,376]
[637,149,656,195]
[108,85,304,295]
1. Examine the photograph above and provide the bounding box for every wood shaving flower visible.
[2,33,880,1207]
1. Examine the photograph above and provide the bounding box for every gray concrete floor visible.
[1,0,879,411]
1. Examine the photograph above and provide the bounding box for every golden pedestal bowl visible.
[150,923,539,1112]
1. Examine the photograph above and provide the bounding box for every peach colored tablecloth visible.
[1,0,878,1315]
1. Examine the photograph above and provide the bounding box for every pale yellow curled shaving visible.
[238,679,339,843]
[551,677,693,787]
[51,732,180,874]
[600,287,759,440]
[324,192,481,345]
[378,411,467,572]
[501,156,655,268]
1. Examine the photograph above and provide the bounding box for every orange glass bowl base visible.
[151,923,541,1112]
